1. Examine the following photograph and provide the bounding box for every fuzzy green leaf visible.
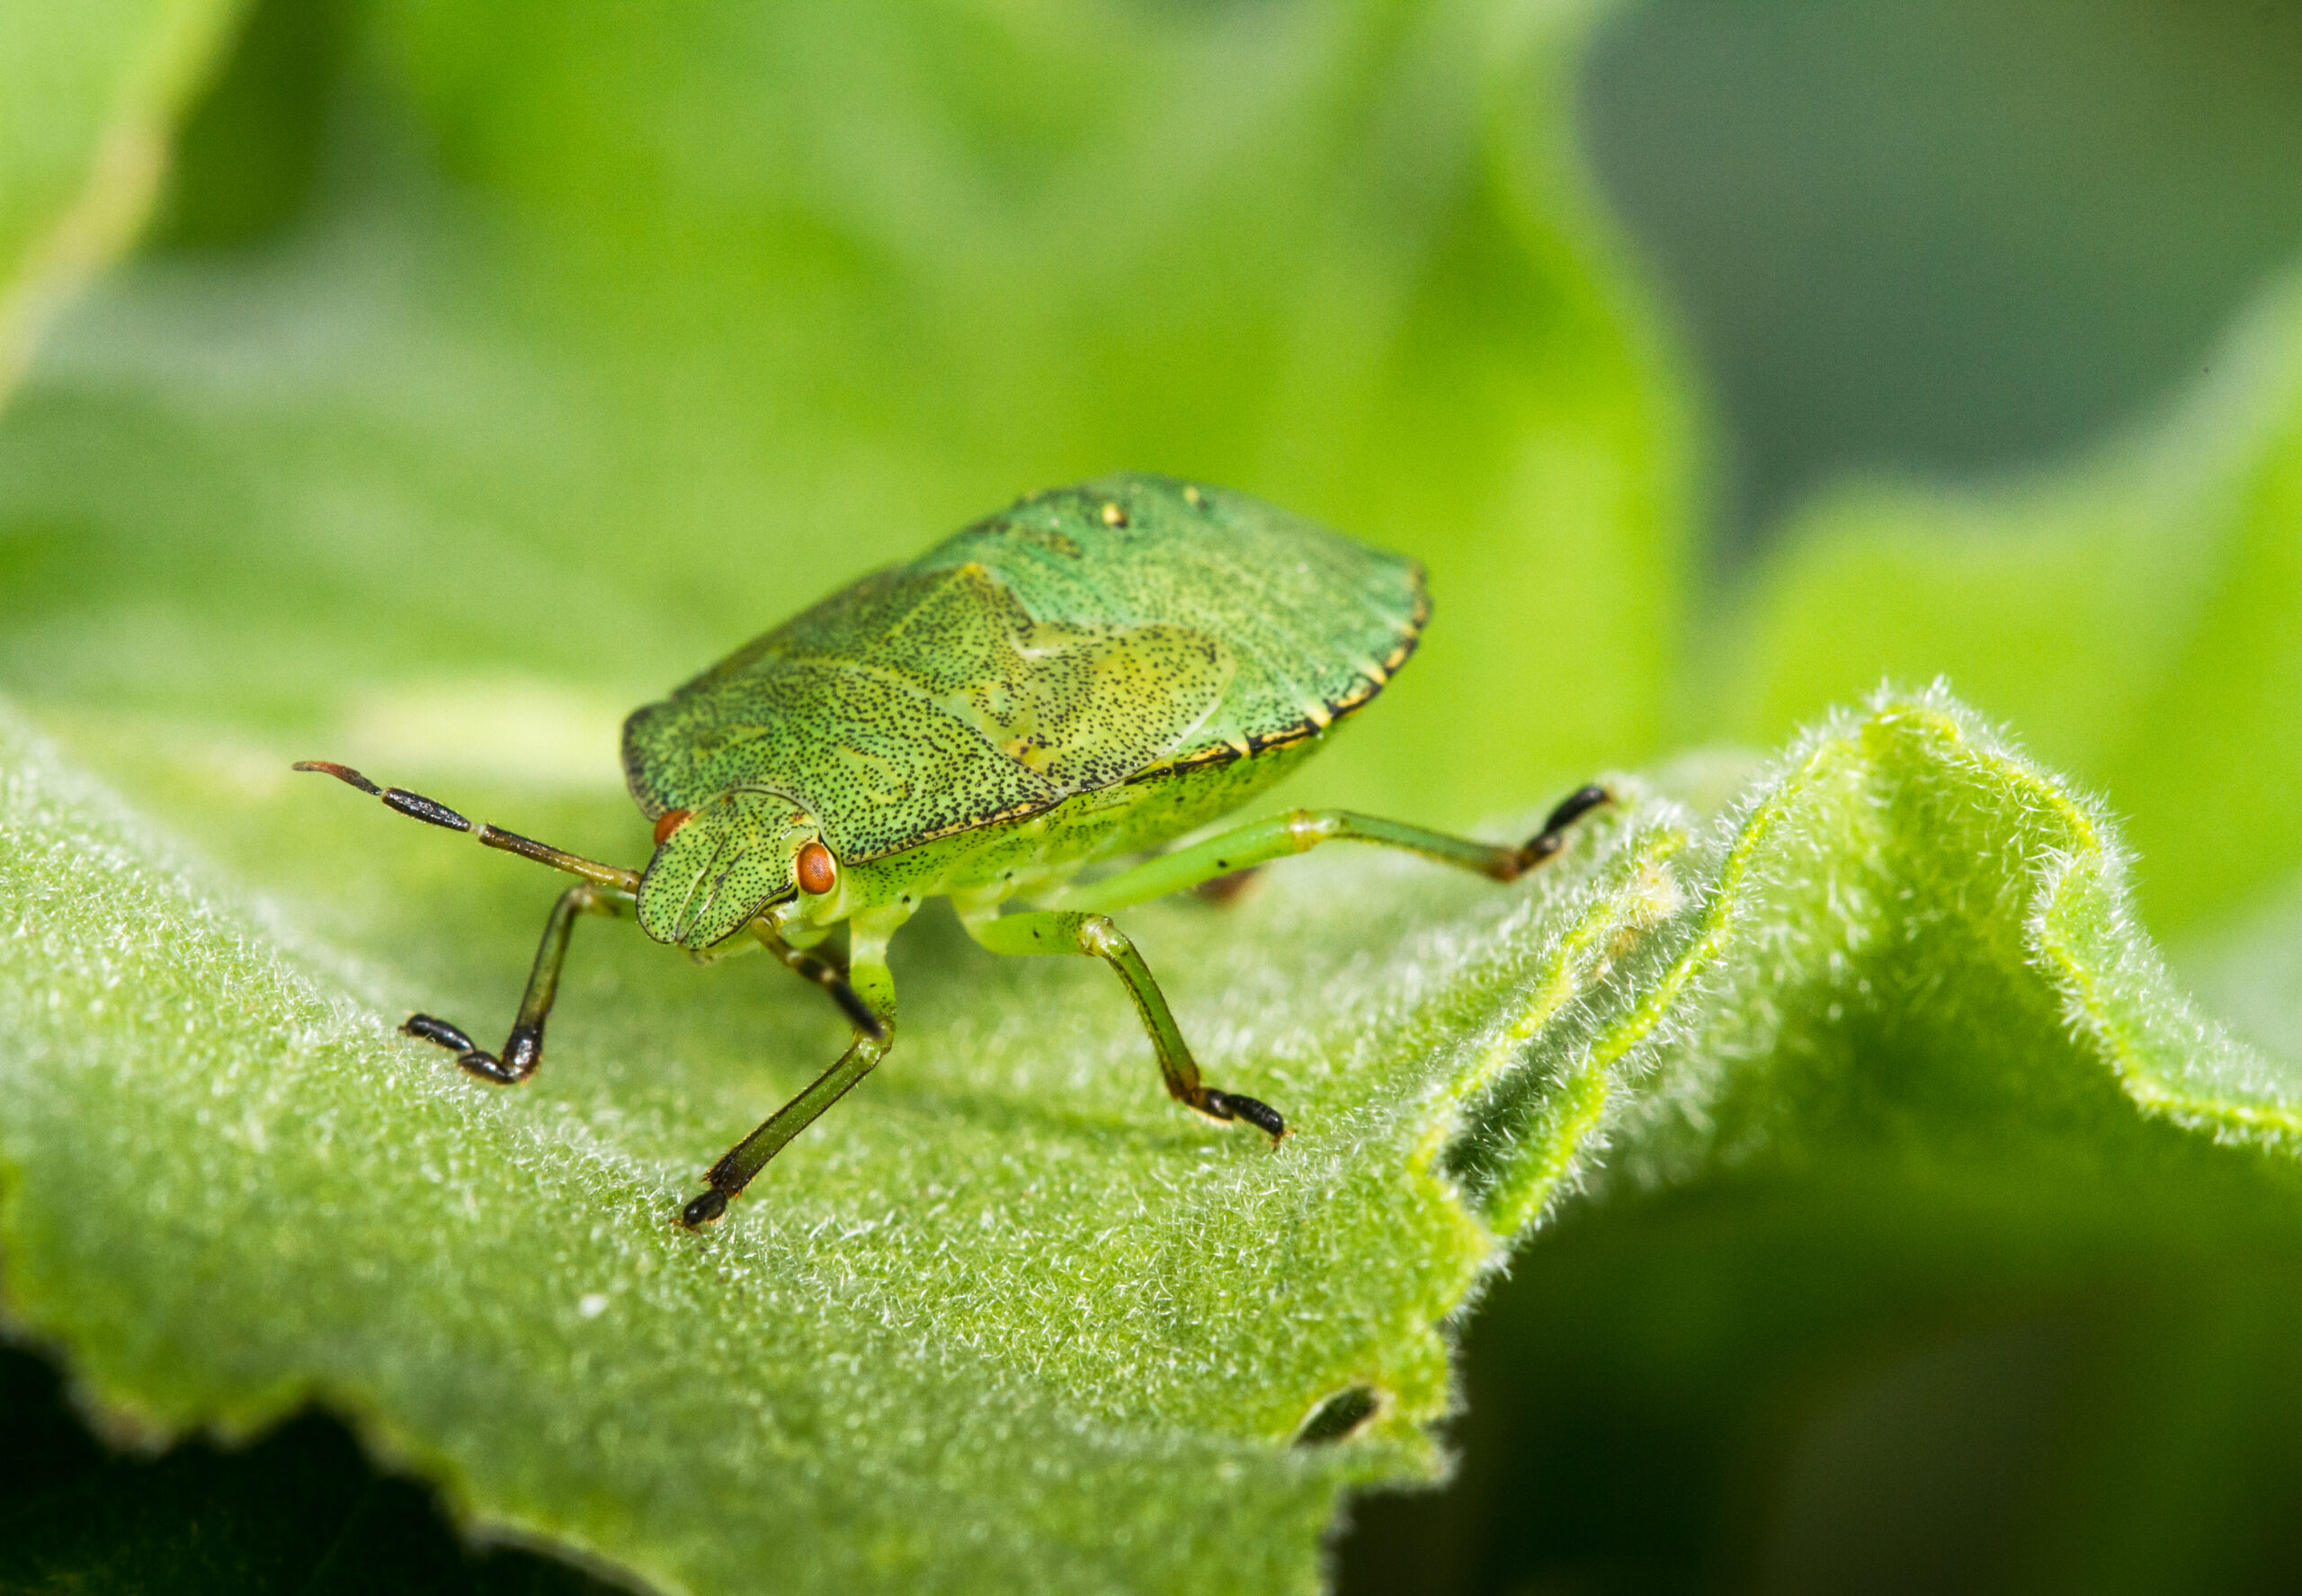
[0,691,1644,1595]
[6,682,2298,1593]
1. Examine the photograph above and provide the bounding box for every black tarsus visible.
[1516,782,1611,870]
[401,1013,478,1053]
[1203,1089,1287,1141]
[683,1190,729,1227]
[300,760,646,1101]
[393,880,614,1090]
[1542,783,1612,837]
[402,1015,545,1084]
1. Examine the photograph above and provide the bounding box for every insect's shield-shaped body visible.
[620,473,1426,949]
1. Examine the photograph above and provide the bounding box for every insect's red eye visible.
[796,841,837,896]
[653,807,693,844]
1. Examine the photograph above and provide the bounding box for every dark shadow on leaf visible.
[0,1341,627,1596]
[1295,1385,1386,1447]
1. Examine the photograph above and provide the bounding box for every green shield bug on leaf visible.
[298,474,1609,1227]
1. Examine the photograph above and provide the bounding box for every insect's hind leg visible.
[962,909,1285,1142]
[402,882,629,1083]
[1058,784,1611,915]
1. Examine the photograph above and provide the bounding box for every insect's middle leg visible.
[963,909,1286,1141]
[401,882,629,1083]
[1057,784,1611,916]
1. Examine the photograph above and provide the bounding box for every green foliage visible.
[8,0,2302,1592]
[1712,274,2302,937]
[0,0,244,388]
[7,659,2298,1595]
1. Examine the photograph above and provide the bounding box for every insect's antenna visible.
[293,761,640,890]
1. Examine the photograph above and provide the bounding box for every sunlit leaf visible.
[5,686,2295,1592]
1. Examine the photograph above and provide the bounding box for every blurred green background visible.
[6,0,2302,1591]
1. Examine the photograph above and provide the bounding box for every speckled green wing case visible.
[621,472,1425,865]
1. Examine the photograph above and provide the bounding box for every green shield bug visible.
[299,474,1608,1227]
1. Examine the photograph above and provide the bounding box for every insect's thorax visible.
[787,736,1321,930]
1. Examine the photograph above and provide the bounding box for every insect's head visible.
[636,789,837,949]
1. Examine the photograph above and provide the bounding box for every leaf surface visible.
[7,685,2298,1592]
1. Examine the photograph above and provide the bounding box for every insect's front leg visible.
[962,908,1286,1143]
[681,923,902,1229]
[402,882,630,1083]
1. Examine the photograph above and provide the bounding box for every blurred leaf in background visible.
[1584,0,2302,547]
[0,0,245,386]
